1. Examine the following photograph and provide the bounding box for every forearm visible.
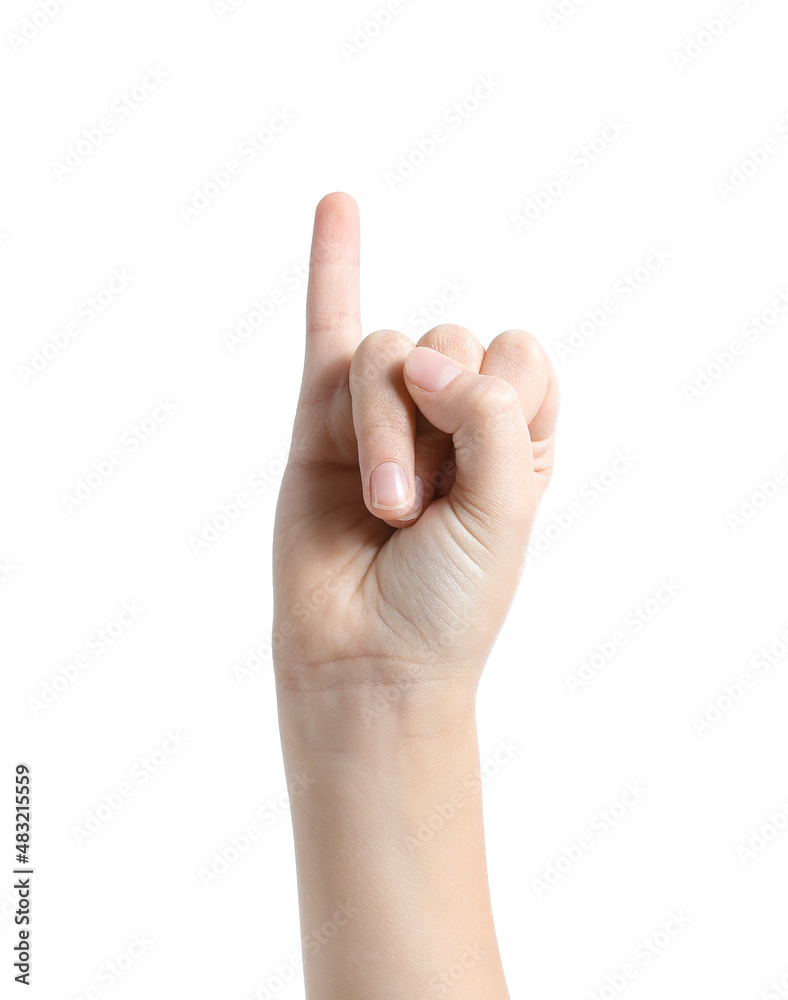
[275,678,510,1000]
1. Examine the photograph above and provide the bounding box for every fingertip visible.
[310,193,360,273]
[314,192,359,228]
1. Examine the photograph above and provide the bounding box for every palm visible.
[274,426,483,677]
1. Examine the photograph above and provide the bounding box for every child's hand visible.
[273,193,559,718]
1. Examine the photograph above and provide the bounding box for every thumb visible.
[403,346,536,552]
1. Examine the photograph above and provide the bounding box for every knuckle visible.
[308,307,362,337]
[492,329,550,370]
[419,324,483,363]
[471,376,520,414]
[463,377,522,448]
[360,411,411,438]
[350,330,411,391]
[496,328,534,346]
[309,243,351,266]
[423,323,473,340]
[366,328,410,351]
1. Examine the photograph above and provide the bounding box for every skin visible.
[273,192,559,999]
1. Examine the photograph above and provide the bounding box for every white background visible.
[2,0,787,997]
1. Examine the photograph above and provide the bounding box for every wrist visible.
[274,663,479,756]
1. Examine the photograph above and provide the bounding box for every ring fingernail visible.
[370,461,410,510]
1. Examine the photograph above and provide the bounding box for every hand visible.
[273,193,559,720]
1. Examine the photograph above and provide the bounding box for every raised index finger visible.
[302,192,362,404]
